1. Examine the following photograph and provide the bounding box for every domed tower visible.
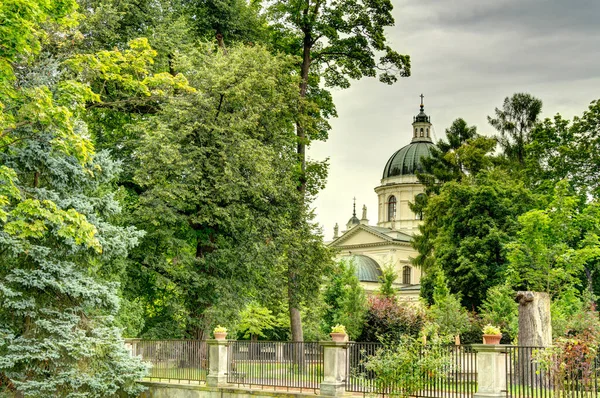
[375,95,434,232]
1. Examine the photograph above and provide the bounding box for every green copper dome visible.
[382,141,434,178]
[340,255,382,282]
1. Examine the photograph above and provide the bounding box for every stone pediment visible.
[329,224,410,248]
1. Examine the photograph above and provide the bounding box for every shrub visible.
[363,335,452,398]
[358,296,426,342]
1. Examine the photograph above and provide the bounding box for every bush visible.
[358,296,426,342]
[363,334,453,398]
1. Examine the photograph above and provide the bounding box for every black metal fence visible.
[126,339,208,382]
[346,342,478,398]
[505,345,600,398]
[226,341,324,391]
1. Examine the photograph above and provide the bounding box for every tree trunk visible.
[516,291,552,347]
[515,291,552,387]
[287,29,313,346]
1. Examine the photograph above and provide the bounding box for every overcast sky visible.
[309,0,600,240]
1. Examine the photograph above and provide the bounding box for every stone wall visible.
[137,382,317,398]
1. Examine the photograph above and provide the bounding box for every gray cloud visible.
[312,0,600,239]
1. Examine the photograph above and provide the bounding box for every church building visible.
[328,97,435,300]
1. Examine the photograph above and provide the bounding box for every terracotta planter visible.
[483,334,502,344]
[214,332,227,340]
[330,332,347,342]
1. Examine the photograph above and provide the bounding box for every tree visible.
[506,180,600,295]
[377,265,398,299]
[479,284,519,342]
[428,272,471,338]
[237,302,277,341]
[411,118,495,216]
[0,148,147,397]
[321,260,367,340]
[414,169,534,309]
[267,0,411,341]
[527,100,600,199]
[488,93,543,165]
[128,44,329,338]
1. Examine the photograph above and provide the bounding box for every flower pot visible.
[330,332,347,342]
[483,334,502,344]
[214,332,227,340]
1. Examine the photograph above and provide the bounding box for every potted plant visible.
[330,324,348,342]
[213,325,228,340]
[482,324,502,344]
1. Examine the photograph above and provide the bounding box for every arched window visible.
[387,196,397,221]
[402,266,411,284]
[414,128,417,137]
[420,128,424,137]
[426,128,429,137]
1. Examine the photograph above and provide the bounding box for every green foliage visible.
[428,272,471,337]
[482,324,501,335]
[378,265,398,299]
[321,260,367,340]
[414,169,534,309]
[237,302,277,340]
[331,324,346,334]
[268,0,410,88]
[416,118,495,197]
[551,287,584,339]
[488,93,543,165]
[363,335,452,398]
[123,43,332,338]
[0,145,147,396]
[506,180,600,294]
[536,299,600,394]
[479,284,518,342]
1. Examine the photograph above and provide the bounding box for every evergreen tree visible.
[321,260,367,340]
[0,148,147,397]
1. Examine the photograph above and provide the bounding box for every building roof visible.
[382,141,434,178]
[339,254,382,282]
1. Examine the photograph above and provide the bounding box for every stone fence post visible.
[320,341,347,396]
[207,339,229,387]
[472,344,507,398]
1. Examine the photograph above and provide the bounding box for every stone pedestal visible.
[472,344,507,398]
[320,341,348,396]
[207,339,229,387]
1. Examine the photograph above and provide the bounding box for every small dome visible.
[382,141,434,178]
[347,215,360,226]
[340,255,382,282]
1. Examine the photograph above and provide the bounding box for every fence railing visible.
[346,342,478,398]
[126,339,208,383]
[226,341,324,391]
[505,345,600,398]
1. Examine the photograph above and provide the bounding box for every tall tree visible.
[267,0,411,342]
[128,45,330,338]
[0,3,154,393]
[411,119,496,299]
[488,93,543,165]
[414,170,534,309]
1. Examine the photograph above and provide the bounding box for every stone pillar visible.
[320,341,347,396]
[275,343,284,363]
[207,339,229,387]
[472,344,507,398]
